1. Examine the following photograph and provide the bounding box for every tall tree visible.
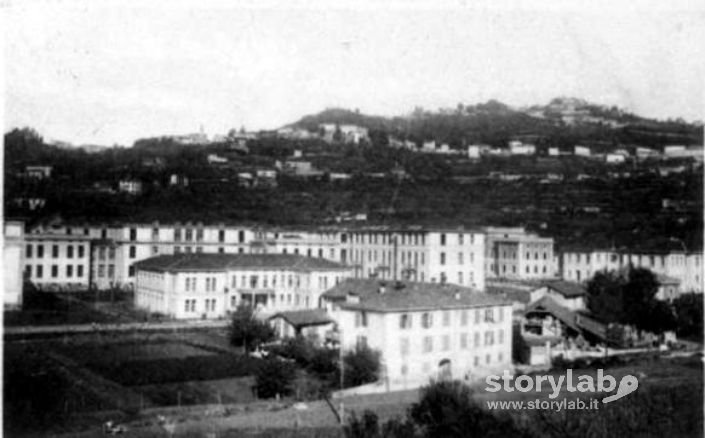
[229,305,275,352]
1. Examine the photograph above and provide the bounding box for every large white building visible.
[3,221,25,309]
[560,249,703,294]
[23,225,92,291]
[250,228,345,262]
[344,227,486,291]
[322,279,512,389]
[133,253,352,319]
[485,227,556,280]
[22,222,255,290]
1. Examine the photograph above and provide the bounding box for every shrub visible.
[409,380,532,438]
[255,358,297,399]
[343,344,381,388]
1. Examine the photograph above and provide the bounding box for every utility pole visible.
[339,328,344,424]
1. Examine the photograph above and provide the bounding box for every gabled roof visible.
[322,279,509,313]
[524,296,579,332]
[134,254,350,273]
[268,309,333,327]
[542,280,586,298]
[486,286,532,304]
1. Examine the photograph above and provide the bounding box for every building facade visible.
[3,221,25,309]
[560,249,703,294]
[485,227,556,280]
[344,228,486,291]
[23,225,92,291]
[322,279,512,389]
[133,253,352,319]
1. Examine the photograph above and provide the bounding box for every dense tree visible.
[409,380,530,438]
[587,268,677,334]
[673,293,704,341]
[228,305,275,352]
[343,344,381,388]
[254,357,297,399]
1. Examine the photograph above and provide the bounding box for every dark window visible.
[67,246,74,258]
[101,229,107,239]
[37,245,44,258]
[238,230,245,243]
[52,245,59,258]
[26,244,32,258]
[440,234,446,245]
[51,265,58,278]
[129,228,137,241]
[218,230,225,243]
[66,265,73,277]
[78,245,85,258]
[77,265,84,277]
[128,266,135,277]
[129,246,136,258]
[36,265,43,278]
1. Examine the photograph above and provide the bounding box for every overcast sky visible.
[3,0,704,146]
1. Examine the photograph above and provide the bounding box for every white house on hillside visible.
[322,279,512,390]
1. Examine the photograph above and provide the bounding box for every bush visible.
[255,358,297,399]
[343,344,381,388]
[409,380,532,438]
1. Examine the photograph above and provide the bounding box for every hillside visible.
[287,98,703,149]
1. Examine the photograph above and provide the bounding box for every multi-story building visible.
[250,228,345,262]
[23,225,92,291]
[344,227,486,291]
[3,221,25,309]
[560,249,703,294]
[485,227,556,280]
[322,279,512,389]
[133,253,353,319]
[22,223,488,293]
[22,222,256,290]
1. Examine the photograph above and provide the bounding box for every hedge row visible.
[88,354,262,386]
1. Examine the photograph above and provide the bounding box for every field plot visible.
[56,340,216,364]
[53,340,262,386]
[136,376,256,406]
[3,344,116,436]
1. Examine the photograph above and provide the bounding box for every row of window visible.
[494,264,549,275]
[356,308,505,329]
[439,252,476,265]
[26,264,84,279]
[406,330,505,354]
[97,247,116,260]
[26,244,85,259]
[349,232,428,246]
[349,233,477,247]
[96,264,116,278]
[497,250,549,260]
[133,228,246,244]
[184,276,218,292]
